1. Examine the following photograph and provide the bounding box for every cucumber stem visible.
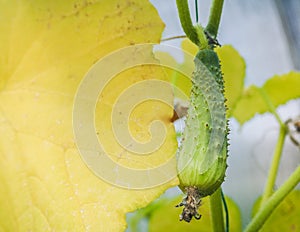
[176,0,200,46]
[206,0,224,38]
[210,187,225,232]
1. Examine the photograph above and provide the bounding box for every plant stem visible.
[206,0,224,38]
[195,0,199,23]
[259,88,284,126]
[176,0,200,46]
[161,35,187,42]
[244,165,300,232]
[210,187,225,232]
[221,190,229,232]
[260,125,287,206]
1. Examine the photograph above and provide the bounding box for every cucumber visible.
[176,48,228,222]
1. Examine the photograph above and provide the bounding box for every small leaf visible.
[232,72,300,124]
[252,190,300,231]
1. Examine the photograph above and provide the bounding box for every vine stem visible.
[195,0,199,23]
[260,124,287,206]
[210,187,225,232]
[176,0,200,46]
[206,0,224,38]
[259,88,287,206]
[244,165,300,232]
[161,35,186,42]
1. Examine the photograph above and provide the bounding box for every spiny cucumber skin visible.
[177,49,228,197]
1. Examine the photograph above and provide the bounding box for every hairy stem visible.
[206,0,224,38]
[245,165,300,232]
[210,187,225,232]
[261,125,287,206]
[176,0,200,46]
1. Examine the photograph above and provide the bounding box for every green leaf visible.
[252,190,300,231]
[232,72,300,124]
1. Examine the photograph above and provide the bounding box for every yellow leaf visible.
[0,1,178,231]
[154,51,191,100]
[181,38,198,56]
[215,45,246,117]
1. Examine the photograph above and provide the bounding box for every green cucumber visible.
[176,48,228,222]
